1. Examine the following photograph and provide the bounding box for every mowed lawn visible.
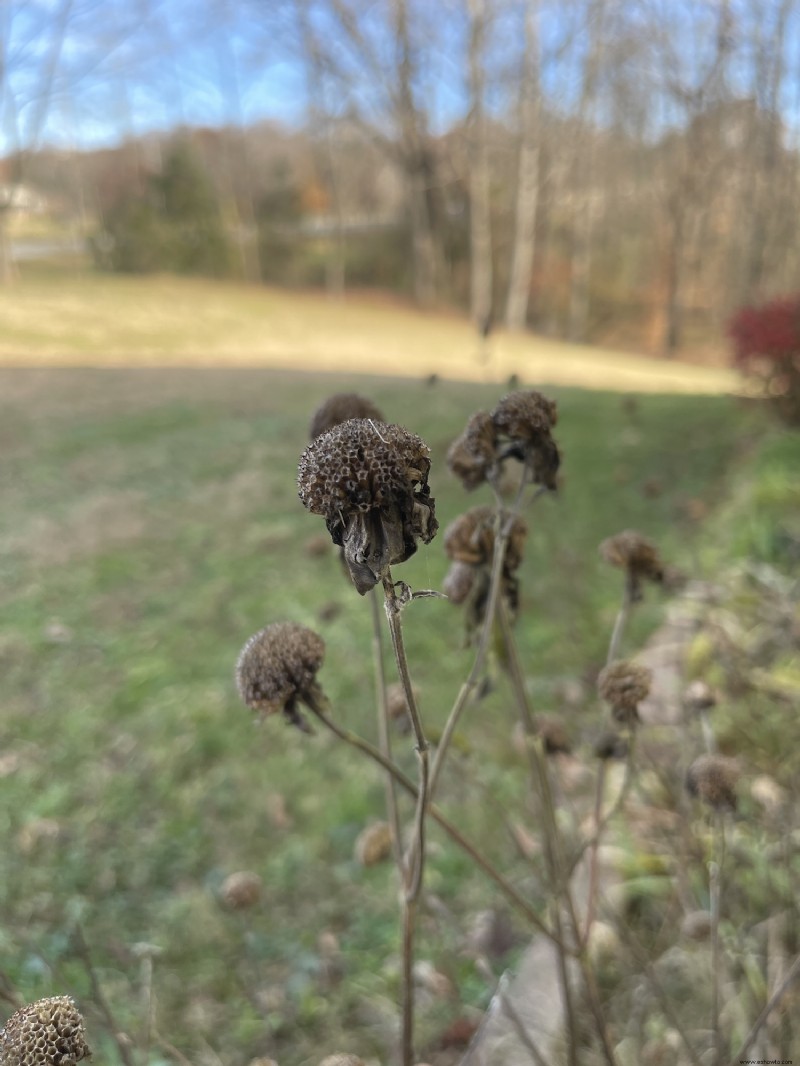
[0,347,774,1065]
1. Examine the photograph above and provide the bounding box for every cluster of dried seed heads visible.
[447,391,560,492]
[236,621,327,731]
[0,996,91,1066]
[442,506,528,640]
[599,529,665,601]
[597,659,652,725]
[309,393,385,440]
[298,418,438,594]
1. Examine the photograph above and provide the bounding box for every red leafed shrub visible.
[728,295,800,425]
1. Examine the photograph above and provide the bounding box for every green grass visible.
[0,365,788,1064]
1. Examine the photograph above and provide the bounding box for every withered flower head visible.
[599,530,664,601]
[441,560,477,605]
[593,730,630,761]
[597,659,652,724]
[443,506,527,572]
[297,418,438,595]
[491,391,561,489]
[685,754,740,813]
[221,871,263,910]
[309,393,385,440]
[535,715,572,755]
[236,622,326,731]
[447,410,498,490]
[683,680,717,714]
[0,996,91,1066]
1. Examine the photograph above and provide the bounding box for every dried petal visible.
[447,411,498,490]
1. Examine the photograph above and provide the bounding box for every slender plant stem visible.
[382,571,429,1066]
[567,734,638,878]
[728,951,800,1066]
[581,760,606,950]
[306,705,561,944]
[710,815,726,1066]
[369,586,404,870]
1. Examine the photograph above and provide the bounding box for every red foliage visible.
[728,294,800,424]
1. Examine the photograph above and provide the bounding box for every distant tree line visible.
[3,0,800,355]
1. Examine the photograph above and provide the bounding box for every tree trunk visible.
[505,0,540,332]
[467,0,492,330]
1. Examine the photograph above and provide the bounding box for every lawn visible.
[2,355,792,1065]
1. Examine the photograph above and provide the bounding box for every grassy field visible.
[0,261,741,394]
[2,349,797,1065]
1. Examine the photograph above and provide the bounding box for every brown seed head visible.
[683,680,717,714]
[221,871,263,910]
[236,622,326,730]
[443,506,527,572]
[297,419,438,594]
[535,716,572,755]
[0,996,91,1066]
[593,731,630,761]
[599,530,664,599]
[309,393,385,440]
[446,410,498,490]
[491,391,561,489]
[685,754,740,812]
[598,660,652,723]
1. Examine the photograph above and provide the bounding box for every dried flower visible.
[685,754,740,812]
[599,530,664,601]
[221,871,263,910]
[441,560,476,605]
[443,506,527,571]
[593,731,630,761]
[354,822,393,866]
[0,996,91,1066]
[298,419,438,595]
[491,391,561,489]
[447,411,498,490]
[598,659,652,724]
[309,393,385,440]
[535,715,572,755]
[236,622,327,731]
[682,680,717,714]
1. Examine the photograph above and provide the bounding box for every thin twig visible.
[382,570,430,1066]
[710,815,726,1066]
[606,583,633,665]
[369,586,404,870]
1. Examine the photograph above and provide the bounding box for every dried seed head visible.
[354,822,393,866]
[297,419,438,594]
[236,622,326,731]
[0,996,91,1066]
[599,530,664,600]
[309,393,385,440]
[598,660,652,723]
[683,680,717,714]
[593,731,630,761]
[443,506,527,572]
[221,871,263,910]
[535,716,572,755]
[685,754,740,812]
[491,391,561,489]
[446,411,498,490]
[318,1056,365,1066]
